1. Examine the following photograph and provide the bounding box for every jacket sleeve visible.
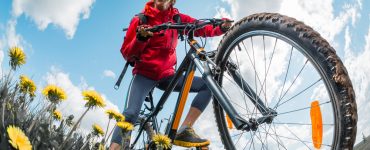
[120,17,149,62]
[179,13,225,37]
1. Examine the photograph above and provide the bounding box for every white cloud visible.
[221,0,283,20]
[343,26,370,141]
[12,0,96,39]
[215,0,360,46]
[103,70,116,79]
[2,18,32,56]
[215,7,232,19]
[279,0,361,43]
[5,19,23,47]
[43,66,120,140]
[0,40,3,76]
[344,26,353,57]
[212,0,361,53]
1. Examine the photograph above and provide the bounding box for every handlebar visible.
[145,18,233,33]
[122,18,233,32]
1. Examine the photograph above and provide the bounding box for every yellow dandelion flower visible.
[42,85,67,103]
[105,109,125,121]
[105,109,118,119]
[116,121,134,131]
[92,124,104,136]
[114,113,125,122]
[53,110,62,121]
[82,90,106,108]
[98,143,105,150]
[152,134,172,149]
[7,125,32,150]
[19,75,37,97]
[8,46,26,70]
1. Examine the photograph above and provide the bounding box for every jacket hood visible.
[142,1,179,18]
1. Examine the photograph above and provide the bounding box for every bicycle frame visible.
[130,28,276,149]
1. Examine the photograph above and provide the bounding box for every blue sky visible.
[1,0,370,149]
[0,0,226,108]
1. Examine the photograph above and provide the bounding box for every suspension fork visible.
[225,59,277,124]
[225,60,270,115]
[185,40,248,130]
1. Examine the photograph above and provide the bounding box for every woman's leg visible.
[158,75,211,127]
[157,75,212,146]
[110,74,158,149]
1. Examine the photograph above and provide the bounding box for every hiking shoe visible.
[173,127,210,147]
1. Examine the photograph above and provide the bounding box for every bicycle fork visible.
[190,41,277,131]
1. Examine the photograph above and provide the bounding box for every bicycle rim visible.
[213,13,356,150]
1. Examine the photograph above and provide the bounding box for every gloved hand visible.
[220,18,232,32]
[136,25,154,41]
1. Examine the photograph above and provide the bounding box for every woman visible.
[110,0,231,149]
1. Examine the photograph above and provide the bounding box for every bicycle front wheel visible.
[213,13,357,150]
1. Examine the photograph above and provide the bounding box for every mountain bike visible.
[124,13,357,150]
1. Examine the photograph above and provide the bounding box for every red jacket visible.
[121,1,225,80]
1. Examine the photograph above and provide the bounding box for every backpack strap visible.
[114,61,131,90]
[137,13,148,25]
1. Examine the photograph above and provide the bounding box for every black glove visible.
[136,25,153,41]
[219,18,232,32]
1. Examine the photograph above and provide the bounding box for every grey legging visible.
[111,74,212,144]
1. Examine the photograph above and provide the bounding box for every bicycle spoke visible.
[272,122,334,126]
[223,75,254,114]
[241,40,267,98]
[258,37,278,108]
[274,119,332,148]
[276,78,322,108]
[259,124,288,150]
[275,119,312,149]
[235,131,246,146]
[278,100,330,116]
[231,131,245,138]
[271,122,288,149]
[224,71,268,116]
[254,126,270,149]
[254,128,269,149]
[233,48,252,115]
[257,130,332,148]
[224,73,271,118]
[263,36,267,109]
[274,59,309,109]
[240,40,267,115]
[278,46,293,102]
[251,37,259,116]
[246,131,257,150]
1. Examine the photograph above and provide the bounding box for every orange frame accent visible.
[190,40,197,45]
[196,47,205,54]
[172,70,195,130]
[226,114,234,129]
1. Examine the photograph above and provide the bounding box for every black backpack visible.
[114,13,183,90]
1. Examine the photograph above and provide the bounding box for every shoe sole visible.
[173,140,210,148]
